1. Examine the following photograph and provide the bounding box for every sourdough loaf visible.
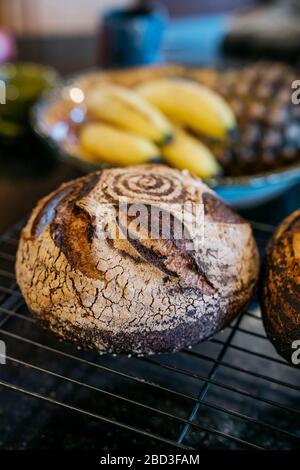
[261,210,300,366]
[16,165,259,354]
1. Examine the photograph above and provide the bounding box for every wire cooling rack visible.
[0,219,299,450]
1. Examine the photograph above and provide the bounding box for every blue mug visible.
[99,4,168,67]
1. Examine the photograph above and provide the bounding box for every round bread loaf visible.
[261,210,300,366]
[16,165,259,354]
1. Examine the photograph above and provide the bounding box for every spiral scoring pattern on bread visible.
[16,165,259,354]
[102,169,186,204]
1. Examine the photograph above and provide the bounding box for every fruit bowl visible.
[31,65,300,208]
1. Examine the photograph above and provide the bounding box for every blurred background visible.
[1,0,300,232]
[2,0,300,71]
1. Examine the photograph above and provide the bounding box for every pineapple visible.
[188,63,300,176]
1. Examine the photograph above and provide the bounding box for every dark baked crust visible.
[261,210,300,366]
[16,165,259,354]
[34,293,246,355]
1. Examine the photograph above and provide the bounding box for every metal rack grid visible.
[0,219,299,450]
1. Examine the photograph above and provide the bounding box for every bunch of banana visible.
[85,83,172,144]
[161,126,221,179]
[78,77,236,178]
[80,123,159,166]
[136,77,236,140]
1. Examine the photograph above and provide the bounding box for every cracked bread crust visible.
[261,210,300,366]
[16,165,259,354]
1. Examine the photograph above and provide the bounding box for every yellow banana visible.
[79,123,159,166]
[137,78,236,140]
[85,83,173,144]
[161,126,221,179]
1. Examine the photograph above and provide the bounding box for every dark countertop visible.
[0,134,80,234]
